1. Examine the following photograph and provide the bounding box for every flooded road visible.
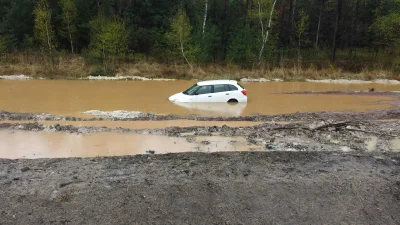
[0,130,262,159]
[0,80,398,117]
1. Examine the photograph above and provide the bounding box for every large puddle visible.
[0,130,263,159]
[0,80,398,117]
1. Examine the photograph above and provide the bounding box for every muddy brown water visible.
[0,130,263,159]
[0,80,399,117]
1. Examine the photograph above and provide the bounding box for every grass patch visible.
[0,51,398,81]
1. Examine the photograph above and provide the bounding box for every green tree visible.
[370,0,400,70]
[167,6,193,70]
[59,0,77,53]
[295,9,309,70]
[227,24,258,67]
[89,16,129,73]
[34,0,56,55]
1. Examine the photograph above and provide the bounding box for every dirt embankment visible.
[0,152,399,224]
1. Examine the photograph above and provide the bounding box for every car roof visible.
[197,80,238,86]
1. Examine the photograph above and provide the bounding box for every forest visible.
[0,0,399,79]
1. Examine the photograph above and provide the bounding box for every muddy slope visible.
[0,152,399,224]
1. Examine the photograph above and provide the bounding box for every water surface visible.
[0,80,398,117]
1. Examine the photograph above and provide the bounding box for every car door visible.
[193,85,214,102]
[212,84,231,102]
[226,84,240,100]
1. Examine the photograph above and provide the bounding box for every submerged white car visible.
[169,80,247,103]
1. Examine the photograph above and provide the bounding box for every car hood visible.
[168,92,186,102]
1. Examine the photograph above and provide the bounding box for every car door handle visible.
[226,93,229,95]
[208,96,212,97]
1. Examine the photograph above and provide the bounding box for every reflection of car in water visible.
[168,80,247,103]
[172,102,247,117]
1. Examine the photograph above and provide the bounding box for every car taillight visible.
[241,89,247,96]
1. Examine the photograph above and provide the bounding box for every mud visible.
[1,90,400,224]
[0,152,399,224]
[284,90,400,97]
[2,101,400,122]
[0,120,264,129]
[306,78,400,84]
[1,119,399,157]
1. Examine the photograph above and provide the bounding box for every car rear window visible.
[237,83,245,89]
[227,84,238,91]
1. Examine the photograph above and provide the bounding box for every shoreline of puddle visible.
[0,120,291,129]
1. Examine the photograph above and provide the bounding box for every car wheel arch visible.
[227,98,238,103]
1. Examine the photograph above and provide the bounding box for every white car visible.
[168,80,247,103]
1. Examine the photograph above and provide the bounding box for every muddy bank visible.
[0,75,33,80]
[0,152,399,224]
[2,104,400,122]
[305,78,400,84]
[284,90,400,97]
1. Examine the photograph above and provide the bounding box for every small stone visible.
[340,146,352,152]
[146,150,155,154]
[21,167,30,172]
[266,144,276,150]
[201,140,210,145]
[50,190,59,201]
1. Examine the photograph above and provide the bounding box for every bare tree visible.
[202,0,208,39]
[59,0,77,54]
[315,0,324,49]
[256,0,277,64]
[349,0,360,58]
[332,0,343,62]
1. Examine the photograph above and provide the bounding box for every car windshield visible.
[182,84,199,95]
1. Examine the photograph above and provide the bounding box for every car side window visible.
[227,85,238,91]
[195,85,212,95]
[213,84,228,93]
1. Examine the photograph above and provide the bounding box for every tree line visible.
[0,0,399,74]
